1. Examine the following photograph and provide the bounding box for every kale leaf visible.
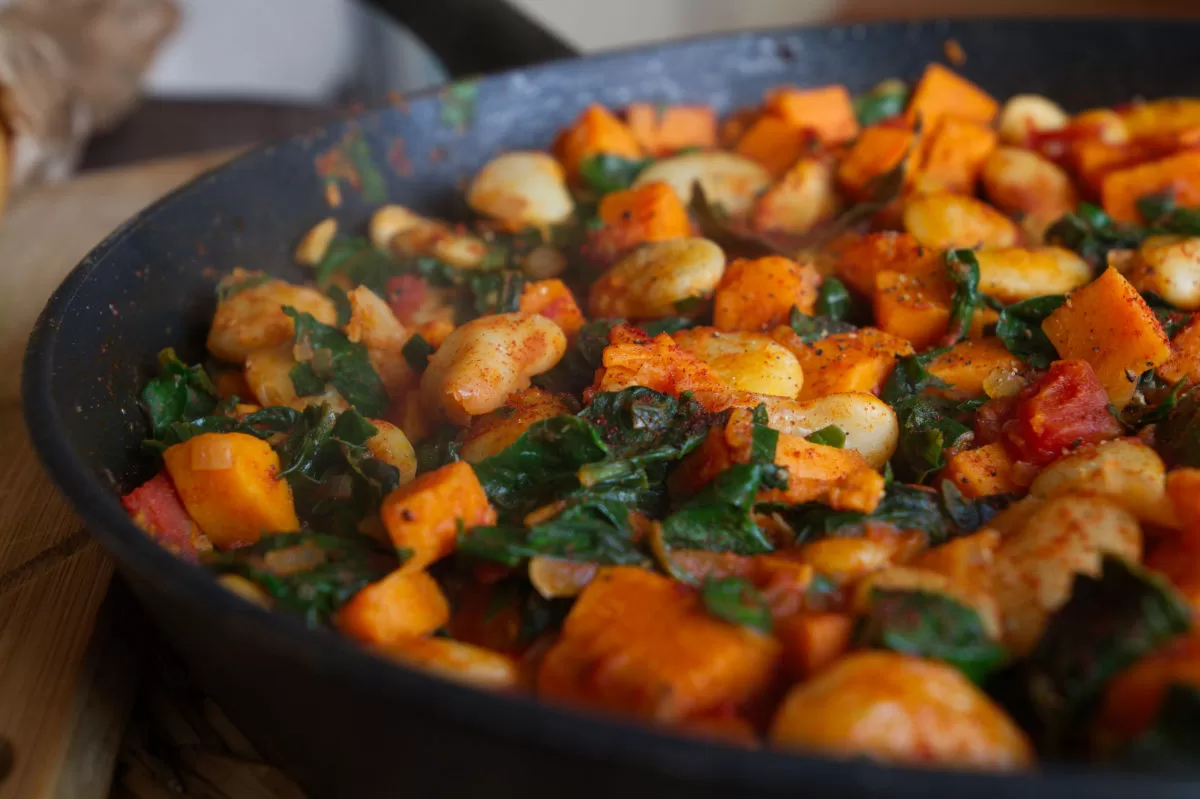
[461,269,526,319]
[701,576,772,634]
[880,349,951,405]
[1116,683,1200,771]
[943,249,982,346]
[206,531,395,628]
[806,425,847,448]
[141,348,219,437]
[401,333,433,372]
[284,306,389,417]
[314,236,401,295]
[579,154,653,195]
[1143,291,1189,339]
[853,80,909,126]
[1045,203,1146,266]
[995,294,1066,369]
[891,394,975,484]
[1153,385,1200,468]
[855,588,1007,682]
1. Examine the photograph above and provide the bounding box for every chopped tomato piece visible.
[1002,360,1123,467]
[386,274,430,325]
[121,472,208,560]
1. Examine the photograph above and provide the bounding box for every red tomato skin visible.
[386,274,430,326]
[121,472,206,560]
[1002,359,1123,467]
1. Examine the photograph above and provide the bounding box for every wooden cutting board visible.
[0,148,239,799]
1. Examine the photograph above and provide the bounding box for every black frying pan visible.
[22,13,1200,799]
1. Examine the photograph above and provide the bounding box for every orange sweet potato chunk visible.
[926,338,1024,398]
[775,612,854,680]
[335,569,450,646]
[381,461,497,572]
[873,269,952,351]
[1098,633,1200,740]
[735,114,813,177]
[591,324,728,405]
[751,158,842,235]
[774,327,914,400]
[537,566,781,721]
[713,256,821,331]
[593,180,691,259]
[905,63,998,129]
[1101,150,1200,222]
[625,103,717,155]
[835,232,936,296]
[1153,313,1200,385]
[766,85,859,145]
[837,125,916,200]
[1042,267,1171,408]
[555,104,643,180]
[910,117,997,195]
[519,279,586,338]
[941,443,1030,499]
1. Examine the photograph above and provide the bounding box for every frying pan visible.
[22,12,1200,798]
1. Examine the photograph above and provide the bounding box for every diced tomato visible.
[386,274,430,325]
[121,472,208,561]
[1002,360,1123,467]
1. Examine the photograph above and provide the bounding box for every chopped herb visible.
[402,333,434,372]
[701,576,772,634]
[284,307,389,417]
[856,588,1007,681]
[995,294,1066,369]
[943,249,982,345]
[579,154,653,195]
[806,424,847,449]
[814,277,857,323]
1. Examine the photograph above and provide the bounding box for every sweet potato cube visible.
[713,255,821,331]
[162,432,299,550]
[837,125,916,200]
[941,443,1029,499]
[592,324,728,405]
[555,104,643,180]
[381,461,497,572]
[519,279,586,338]
[751,158,842,235]
[594,180,691,258]
[379,636,520,691]
[905,63,998,128]
[776,612,854,679]
[766,84,858,144]
[537,566,781,721]
[926,338,1024,398]
[911,117,997,195]
[775,327,914,400]
[1042,267,1171,407]
[335,569,449,645]
[735,114,812,177]
[835,232,935,296]
[873,269,952,351]
[1102,150,1200,222]
[1160,314,1200,386]
[625,103,717,155]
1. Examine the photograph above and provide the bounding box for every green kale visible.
[995,294,1066,369]
[891,394,975,484]
[1153,385,1200,468]
[284,307,388,417]
[814,277,857,322]
[939,479,1014,533]
[701,576,772,634]
[996,555,1191,755]
[414,424,462,474]
[326,284,352,326]
[1116,683,1200,771]
[806,425,847,448]
[943,249,982,345]
[473,416,608,520]
[1045,203,1146,265]
[880,349,950,405]
[855,588,1008,682]
[579,154,653,195]
[853,80,909,126]
[401,333,433,372]
[216,272,273,302]
[1143,291,1190,338]
[1124,377,1185,429]
[147,405,301,450]
[313,236,400,295]
[788,305,857,343]
[140,348,219,437]
[456,497,650,567]
[461,269,526,319]
[532,318,617,394]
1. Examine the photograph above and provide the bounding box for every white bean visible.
[997,94,1069,146]
[345,286,413,395]
[671,328,803,398]
[368,204,487,268]
[756,393,899,469]
[1123,235,1200,311]
[207,274,337,364]
[366,419,417,485]
[975,247,1092,303]
[467,152,574,227]
[980,148,1077,241]
[294,217,338,266]
[421,312,567,425]
[635,151,771,217]
[588,238,725,319]
[902,193,1019,251]
[992,494,1142,654]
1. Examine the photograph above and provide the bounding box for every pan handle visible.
[363,0,579,78]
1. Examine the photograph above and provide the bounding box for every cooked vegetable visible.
[123,69,1200,765]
